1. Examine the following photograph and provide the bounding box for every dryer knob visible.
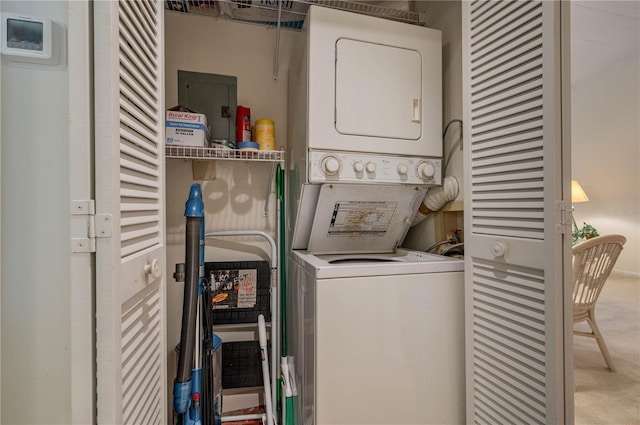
[321,156,341,176]
[365,162,376,173]
[418,161,436,179]
[397,164,408,175]
[353,161,364,173]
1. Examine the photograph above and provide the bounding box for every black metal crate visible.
[221,340,269,389]
[205,260,271,324]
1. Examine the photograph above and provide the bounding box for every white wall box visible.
[166,106,211,147]
[1,11,66,69]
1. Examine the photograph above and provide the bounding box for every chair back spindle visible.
[572,234,626,371]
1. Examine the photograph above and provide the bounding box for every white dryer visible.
[288,249,465,424]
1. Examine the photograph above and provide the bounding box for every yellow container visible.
[255,119,275,150]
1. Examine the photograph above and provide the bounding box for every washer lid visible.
[292,248,464,278]
[305,183,426,255]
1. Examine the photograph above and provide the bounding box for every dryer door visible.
[335,39,422,140]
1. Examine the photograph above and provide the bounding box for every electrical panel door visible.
[178,70,237,141]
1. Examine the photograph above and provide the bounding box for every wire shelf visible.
[165,0,422,29]
[166,145,285,162]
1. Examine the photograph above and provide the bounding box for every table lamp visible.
[571,179,589,243]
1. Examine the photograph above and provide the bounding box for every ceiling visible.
[571,1,640,86]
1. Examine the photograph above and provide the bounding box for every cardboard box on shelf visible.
[166,105,211,147]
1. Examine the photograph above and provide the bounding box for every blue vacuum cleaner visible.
[174,184,205,425]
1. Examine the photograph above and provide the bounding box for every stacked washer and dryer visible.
[286,6,465,424]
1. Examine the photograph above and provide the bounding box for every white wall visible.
[0,13,2,421]
[571,57,640,275]
[1,2,71,423]
[164,10,299,411]
[0,1,93,424]
[404,1,464,250]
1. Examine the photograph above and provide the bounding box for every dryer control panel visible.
[308,150,442,186]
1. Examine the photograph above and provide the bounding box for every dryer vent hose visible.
[411,176,459,227]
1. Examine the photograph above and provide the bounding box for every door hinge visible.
[555,200,571,234]
[71,200,113,253]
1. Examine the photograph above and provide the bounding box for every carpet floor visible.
[573,273,640,425]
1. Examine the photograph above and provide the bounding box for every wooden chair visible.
[572,234,626,371]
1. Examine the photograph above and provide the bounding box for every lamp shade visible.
[571,180,589,203]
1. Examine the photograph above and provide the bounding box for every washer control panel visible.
[309,150,442,185]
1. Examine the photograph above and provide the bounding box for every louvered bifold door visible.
[462,1,571,424]
[94,1,167,424]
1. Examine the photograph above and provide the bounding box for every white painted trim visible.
[0,12,3,420]
[68,2,94,424]
[570,53,640,90]
[561,2,575,423]
[612,270,640,278]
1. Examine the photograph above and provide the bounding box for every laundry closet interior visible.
[163,1,464,422]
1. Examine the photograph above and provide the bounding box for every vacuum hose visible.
[174,183,205,416]
[176,216,200,383]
